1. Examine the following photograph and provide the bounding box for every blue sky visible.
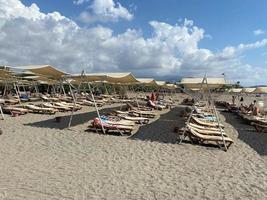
[20,0,267,49]
[1,0,267,85]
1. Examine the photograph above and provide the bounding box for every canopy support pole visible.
[178,75,227,151]
[67,81,77,129]
[0,105,4,120]
[82,70,105,134]
[178,75,207,143]
[13,83,20,103]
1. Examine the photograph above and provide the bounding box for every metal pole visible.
[83,71,105,134]
[205,76,227,151]
[68,81,77,129]
[178,76,206,143]
[0,105,4,120]
[13,83,21,103]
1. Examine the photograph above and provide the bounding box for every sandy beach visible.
[0,95,266,200]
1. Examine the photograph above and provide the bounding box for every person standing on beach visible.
[232,95,236,105]
[240,96,244,105]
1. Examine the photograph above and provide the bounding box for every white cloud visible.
[77,0,133,23]
[253,29,265,36]
[0,0,267,85]
[73,0,90,5]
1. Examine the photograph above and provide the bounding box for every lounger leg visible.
[0,106,4,120]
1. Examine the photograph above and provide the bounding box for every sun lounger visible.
[91,118,134,135]
[191,116,224,128]
[148,100,167,110]
[41,95,60,102]
[186,123,228,137]
[130,110,157,118]
[2,105,29,115]
[42,103,72,112]
[82,99,103,107]
[117,114,149,124]
[115,109,156,118]
[55,102,82,111]
[100,116,135,126]
[26,104,57,114]
[4,98,20,105]
[186,126,234,148]
[126,103,153,111]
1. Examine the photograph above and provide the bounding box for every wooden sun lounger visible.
[117,114,149,124]
[41,95,59,102]
[90,118,134,135]
[191,116,224,128]
[82,100,103,107]
[3,99,20,105]
[114,109,156,118]
[251,121,267,133]
[54,102,82,111]
[186,127,234,148]
[2,106,29,115]
[130,110,157,118]
[186,123,228,137]
[186,122,222,131]
[26,104,57,114]
[101,118,135,127]
[148,101,167,110]
[126,103,153,111]
[42,103,72,112]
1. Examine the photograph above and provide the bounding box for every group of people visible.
[233,95,263,116]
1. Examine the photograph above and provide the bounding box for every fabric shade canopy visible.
[136,78,157,86]
[180,77,226,90]
[165,83,177,89]
[12,65,67,79]
[155,81,166,87]
[0,69,16,83]
[228,88,242,93]
[70,72,139,84]
[22,75,58,85]
[241,88,256,93]
[252,87,267,94]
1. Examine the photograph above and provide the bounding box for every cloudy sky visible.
[1,0,267,85]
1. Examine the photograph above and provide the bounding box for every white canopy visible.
[155,81,166,87]
[70,72,138,84]
[228,88,242,93]
[136,78,157,86]
[180,77,226,90]
[12,65,67,79]
[241,88,256,93]
[165,83,177,89]
[252,87,267,94]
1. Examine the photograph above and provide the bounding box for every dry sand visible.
[0,96,266,200]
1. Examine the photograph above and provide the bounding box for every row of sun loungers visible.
[89,99,171,135]
[216,101,267,133]
[179,104,234,149]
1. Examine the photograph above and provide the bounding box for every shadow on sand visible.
[24,106,123,130]
[130,106,185,144]
[130,106,223,149]
[221,111,267,156]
